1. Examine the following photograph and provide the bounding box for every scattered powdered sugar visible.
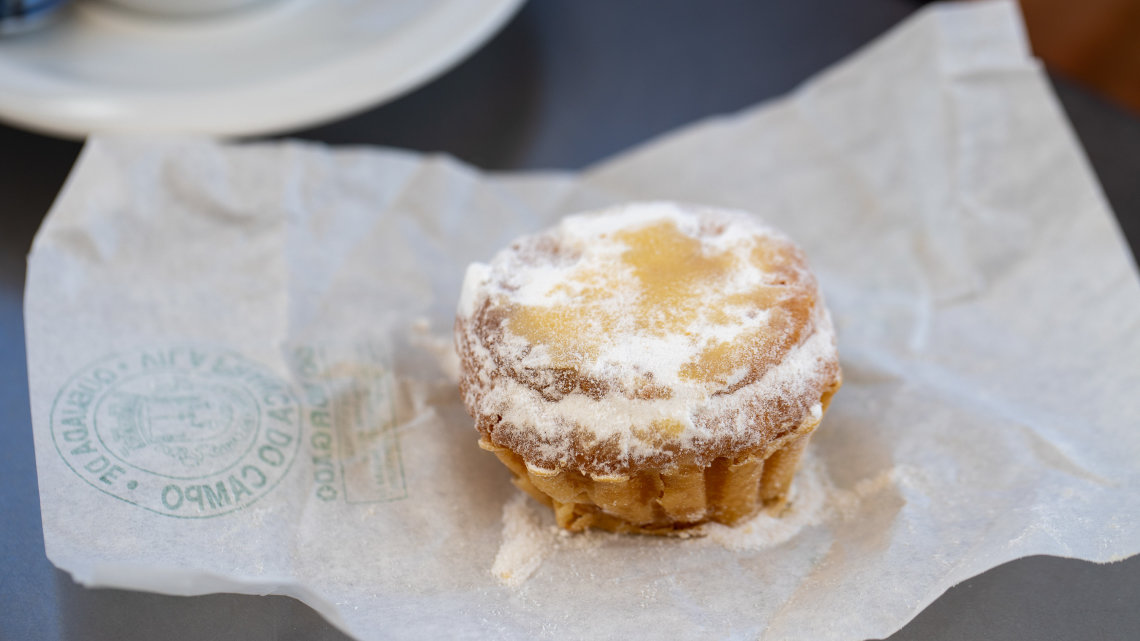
[699,456,912,550]
[491,456,911,586]
[491,492,561,587]
[491,493,614,587]
[701,455,832,551]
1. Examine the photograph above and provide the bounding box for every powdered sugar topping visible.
[456,202,839,473]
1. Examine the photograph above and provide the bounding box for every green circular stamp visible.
[50,346,301,518]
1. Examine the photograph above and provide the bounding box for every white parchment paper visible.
[26,2,1140,639]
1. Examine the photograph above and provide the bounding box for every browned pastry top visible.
[455,202,840,476]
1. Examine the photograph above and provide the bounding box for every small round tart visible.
[455,202,841,534]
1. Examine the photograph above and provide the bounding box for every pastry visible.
[455,202,841,534]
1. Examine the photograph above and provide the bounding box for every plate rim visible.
[0,0,526,139]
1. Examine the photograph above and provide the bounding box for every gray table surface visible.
[2,1,1138,639]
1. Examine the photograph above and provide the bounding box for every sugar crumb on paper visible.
[491,456,910,586]
[491,492,561,587]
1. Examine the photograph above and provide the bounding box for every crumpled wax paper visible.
[25,1,1140,639]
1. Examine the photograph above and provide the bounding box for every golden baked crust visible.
[455,202,841,532]
[478,379,839,534]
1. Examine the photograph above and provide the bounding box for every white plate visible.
[0,0,524,138]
